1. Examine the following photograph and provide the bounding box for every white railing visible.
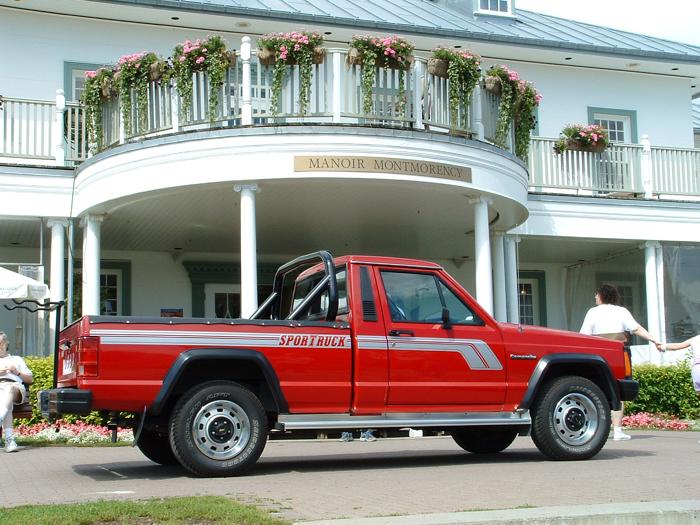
[65,101,87,163]
[651,146,700,195]
[0,97,55,160]
[529,137,644,194]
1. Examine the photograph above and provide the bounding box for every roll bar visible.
[250,250,338,322]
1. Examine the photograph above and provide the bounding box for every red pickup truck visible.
[40,251,638,477]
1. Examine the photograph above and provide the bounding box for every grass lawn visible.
[3,496,290,525]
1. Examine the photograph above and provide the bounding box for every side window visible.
[588,108,638,144]
[381,271,479,325]
[64,62,105,102]
[291,267,347,321]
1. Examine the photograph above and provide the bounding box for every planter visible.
[227,50,237,67]
[427,57,449,78]
[149,61,165,82]
[566,139,607,153]
[257,48,276,66]
[484,75,501,96]
[312,47,325,65]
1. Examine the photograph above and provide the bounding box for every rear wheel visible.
[531,375,610,460]
[169,381,268,477]
[451,426,518,454]
[136,428,178,466]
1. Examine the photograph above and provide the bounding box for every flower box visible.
[347,47,413,69]
[259,47,324,66]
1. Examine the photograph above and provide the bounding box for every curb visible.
[296,500,700,525]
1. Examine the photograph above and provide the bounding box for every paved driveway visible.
[3,431,699,522]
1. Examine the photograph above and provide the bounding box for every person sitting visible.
[0,331,33,453]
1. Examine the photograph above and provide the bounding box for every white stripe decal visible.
[387,336,503,370]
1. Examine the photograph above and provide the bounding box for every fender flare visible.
[149,348,289,416]
[518,353,620,411]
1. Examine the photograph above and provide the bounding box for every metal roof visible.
[99,0,700,62]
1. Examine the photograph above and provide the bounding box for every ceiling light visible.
[454,45,462,49]
[564,57,572,61]
[324,31,332,35]
[671,67,679,71]
[235,21,251,28]
[171,16,179,20]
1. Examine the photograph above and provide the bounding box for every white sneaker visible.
[5,438,18,453]
[613,431,631,441]
[339,432,353,442]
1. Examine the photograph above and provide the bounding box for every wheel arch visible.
[149,348,288,418]
[518,354,620,411]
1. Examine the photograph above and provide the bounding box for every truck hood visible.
[498,323,624,353]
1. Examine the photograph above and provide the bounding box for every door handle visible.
[388,329,414,337]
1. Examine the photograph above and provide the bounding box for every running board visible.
[277,411,531,431]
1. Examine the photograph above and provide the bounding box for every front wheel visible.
[531,375,610,461]
[169,381,268,477]
[451,427,518,454]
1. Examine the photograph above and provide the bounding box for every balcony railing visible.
[528,137,699,198]
[1,39,698,199]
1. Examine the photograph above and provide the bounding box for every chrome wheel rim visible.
[192,400,250,460]
[552,392,598,445]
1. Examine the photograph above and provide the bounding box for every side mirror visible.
[441,308,452,329]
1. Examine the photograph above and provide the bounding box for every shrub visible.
[625,362,700,419]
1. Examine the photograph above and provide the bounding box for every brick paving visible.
[2,431,699,522]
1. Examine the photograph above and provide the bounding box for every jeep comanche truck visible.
[40,251,638,477]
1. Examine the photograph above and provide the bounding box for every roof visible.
[99,0,700,62]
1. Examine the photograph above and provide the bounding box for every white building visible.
[1,0,698,357]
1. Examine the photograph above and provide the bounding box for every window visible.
[476,0,513,15]
[518,271,546,326]
[100,270,121,316]
[64,62,105,102]
[380,271,480,324]
[291,267,347,320]
[588,108,638,144]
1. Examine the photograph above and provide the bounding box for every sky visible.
[516,0,700,47]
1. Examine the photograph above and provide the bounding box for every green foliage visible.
[172,36,232,122]
[258,31,324,116]
[431,47,481,131]
[349,35,414,116]
[626,362,700,419]
[3,496,289,525]
[81,68,115,151]
[485,65,541,161]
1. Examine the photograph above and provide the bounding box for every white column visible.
[332,50,342,123]
[412,60,424,130]
[504,235,520,324]
[54,90,66,166]
[491,232,507,322]
[655,243,666,344]
[48,220,68,343]
[81,214,103,316]
[472,197,493,315]
[643,241,660,345]
[640,134,653,199]
[235,184,259,318]
[241,36,252,126]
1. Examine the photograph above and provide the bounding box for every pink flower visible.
[85,71,97,79]
[179,56,186,63]
[195,56,205,64]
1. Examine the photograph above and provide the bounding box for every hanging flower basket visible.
[484,75,501,96]
[427,57,449,78]
[149,60,166,82]
[553,124,609,154]
[347,43,414,69]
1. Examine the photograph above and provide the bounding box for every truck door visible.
[376,267,507,409]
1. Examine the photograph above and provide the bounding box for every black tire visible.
[531,375,610,461]
[451,426,518,454]
[136,428,179,466]
[169,381,268,477]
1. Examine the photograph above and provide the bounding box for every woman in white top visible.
[580,284,658,441]
[0,331,34,453]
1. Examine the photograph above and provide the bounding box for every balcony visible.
[1,44,698,200]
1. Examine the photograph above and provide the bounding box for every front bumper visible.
[618,379,639,402]
[39,388,93,419]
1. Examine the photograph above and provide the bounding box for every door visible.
[204,284,241,319]
[377,268,506,409]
